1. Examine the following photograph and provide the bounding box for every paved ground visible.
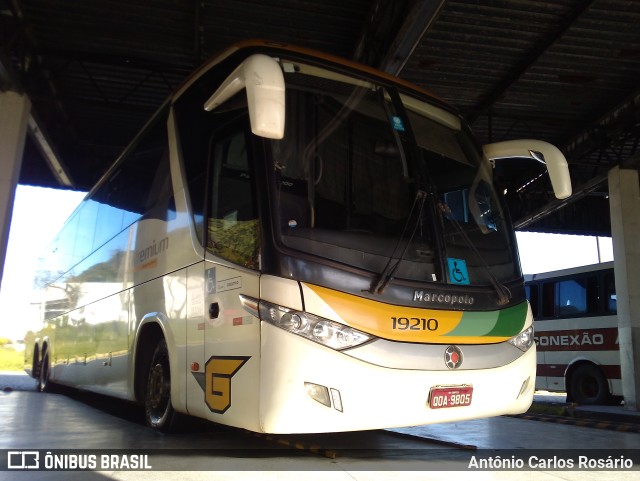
[1,372,639,481]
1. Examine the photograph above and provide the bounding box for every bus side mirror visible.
[204,54,285,139]
[483,139,572,199]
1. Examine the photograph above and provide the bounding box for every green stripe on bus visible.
[443,301,528,338]
[444,310,498,336]
[486,301,528,337]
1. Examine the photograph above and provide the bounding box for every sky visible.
[0,185,614,341]
[0,186,86,341]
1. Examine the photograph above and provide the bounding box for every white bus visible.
[25,40,572,433]
[525,262,620,404]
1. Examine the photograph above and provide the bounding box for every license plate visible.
[429,386,473,409]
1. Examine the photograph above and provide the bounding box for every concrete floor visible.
[1,372,639,481]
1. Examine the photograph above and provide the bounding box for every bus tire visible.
[37,349,54,393]
[144,339,175,432]
[569,364,609,405]
[32,345,41,380]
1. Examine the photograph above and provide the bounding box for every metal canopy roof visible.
[1,0,639,237]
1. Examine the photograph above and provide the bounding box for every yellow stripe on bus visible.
[305,283,463,342]
[305,283,514,344]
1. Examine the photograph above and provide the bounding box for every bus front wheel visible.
[144,339,175,432]
[568,364,609,405]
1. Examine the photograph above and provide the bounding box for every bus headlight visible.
[508,325,534,352]
[258,300,373,350]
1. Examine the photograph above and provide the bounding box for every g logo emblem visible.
[444,345,463,369]
[205,356,250,413]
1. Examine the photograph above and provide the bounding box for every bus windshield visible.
[270,61,519,288]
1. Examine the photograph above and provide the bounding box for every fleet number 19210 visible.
[392,317,439,331]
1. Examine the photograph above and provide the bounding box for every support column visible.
[0,91,31,290]
[608,166,640,411]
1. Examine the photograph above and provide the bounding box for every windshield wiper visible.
[368,190,427,294]
[438,202,512,305]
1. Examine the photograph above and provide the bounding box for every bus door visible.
[190,121,262,428]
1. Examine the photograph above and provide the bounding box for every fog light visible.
[330,388,343,412]
[305,382,331,407]
[517,376,530,398]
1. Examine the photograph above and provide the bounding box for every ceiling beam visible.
[353,0,388,66]
[0,14,74,188]
[194,0,204,65]
[378,0,446,76]
[514,171,609,231]
[511,90,640,232]
[563,89,640,163]
[353,0,445,76]
[27,113,74,187]
[466,0,597,124]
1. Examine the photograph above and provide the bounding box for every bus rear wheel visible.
[569,364,609,405]
[37,350,52,393]
[144,339,175,432]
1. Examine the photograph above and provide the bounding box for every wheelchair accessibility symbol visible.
[448,258,470,285]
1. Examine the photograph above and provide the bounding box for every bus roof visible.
[524,261,614,282]
[175,39,449,108]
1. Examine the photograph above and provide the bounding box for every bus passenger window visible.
[207,128,260,269]
[605,271,617,314]
[556,278,587,316]
[541,282,555,318]
[586,275,599,314]
[525,284,539,318]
